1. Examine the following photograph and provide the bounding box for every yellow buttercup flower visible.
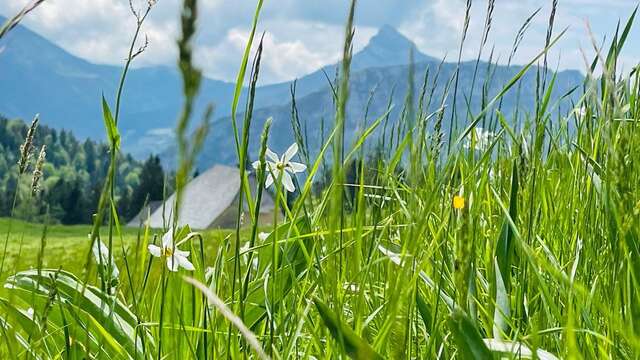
[453,195,465,210]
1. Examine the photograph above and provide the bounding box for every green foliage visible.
[447,311,493,359]
[120,155,165,220]
[0,116,146,224]
[4,269,154,358]
[314,297,384,360]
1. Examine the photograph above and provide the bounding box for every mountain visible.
[0,16,429,158]
[252,24,438,107]
[351,24,437,69]
[157,28,583,170]
[0,15,236,157]
[165,58,584,170]
[0,15,584,168]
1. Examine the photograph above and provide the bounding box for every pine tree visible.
[118,187,133,221]
[1,116,144,224]
[126,155,165,220]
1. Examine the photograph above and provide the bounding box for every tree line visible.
[0,116,167,224]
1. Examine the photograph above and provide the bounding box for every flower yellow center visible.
[453,195,465,210]
[277,162,285,170]
[161,247,174,257]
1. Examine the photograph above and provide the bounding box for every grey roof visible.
[143,165,275,230]
[126,200,163,227]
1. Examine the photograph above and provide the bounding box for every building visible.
[127,165,276,230]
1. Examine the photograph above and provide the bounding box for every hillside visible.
[0,14,235,157]
[164,55,584,170]
[0,115,144,224]
[1,15,476,160]
[1,15,584,167]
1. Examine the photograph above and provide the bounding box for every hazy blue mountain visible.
[351,24,437,68]
[0,16,430,158]
[1,15,584,169]
[156,25,584,170]
[252,24,438,106]
[0,15,236,157]
[163,57,584,170]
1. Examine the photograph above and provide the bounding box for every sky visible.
[1,0,639,84]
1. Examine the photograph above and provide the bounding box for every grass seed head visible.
[31,144,46,196]
[18,114,39,174]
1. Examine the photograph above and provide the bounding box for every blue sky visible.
[1,0,639,83]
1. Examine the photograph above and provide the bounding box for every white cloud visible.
[197,20,375,83]
[402,0,640,73]
[1,0,177,66]
[1,0,639,82]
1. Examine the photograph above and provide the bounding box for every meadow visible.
[1,0,640,359]
[0,219,233,277]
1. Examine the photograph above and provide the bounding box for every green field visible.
[0,218,234,277]
[0,218,136,273]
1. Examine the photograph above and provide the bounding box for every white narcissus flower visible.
[252,143,306,193]
[342,283,360,293]
[577,106,588,119]
[148,228,195,272]
[464,127,494,151]
[92,238,119,279]
[363,193,392,207]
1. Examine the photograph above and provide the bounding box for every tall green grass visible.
[1,0,640,359]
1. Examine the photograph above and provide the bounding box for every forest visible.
[0,115,166,223]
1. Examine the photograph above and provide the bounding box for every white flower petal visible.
[175,249,190,257]
[342,283,359,293]
[252,160,261,169]
[258,232,270,241]
[266,148,279,163]
[148,245,162,257]
[282,171,295,193]
[92,240,110,263]
[239,242,251,253]
[25,307,35,320]
[177,255,195,271]
[288,162,306,173]
[162,228,174,248]
[166,256,181,272]
[283,143,299,163]
[264,173,274,188]
[265,161,278,173]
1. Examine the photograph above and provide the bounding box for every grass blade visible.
[313,297,383,360]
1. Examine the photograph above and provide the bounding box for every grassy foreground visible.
[0,218,232,276]
[1,0,640,359]
[0,218,137,274]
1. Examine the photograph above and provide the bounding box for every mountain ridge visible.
[0,15,433,157]
[164,56,583,170]
[0,15,584,164]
